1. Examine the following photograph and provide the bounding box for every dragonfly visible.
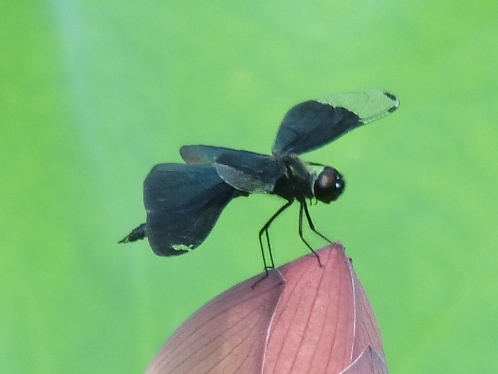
[120,91,399,271]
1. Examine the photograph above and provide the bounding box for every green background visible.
[2,1,497,373]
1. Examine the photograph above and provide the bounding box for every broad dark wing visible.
[272,91,399,156]
[181,145,286,193]
[144,163,241,256]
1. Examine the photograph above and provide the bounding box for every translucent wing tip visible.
[383,91,400,113]
[316,90,400,124]
[316,91,400,124]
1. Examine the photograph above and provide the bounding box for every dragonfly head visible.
[312,166,345,204]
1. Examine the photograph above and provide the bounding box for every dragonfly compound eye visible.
[313,167,345,204]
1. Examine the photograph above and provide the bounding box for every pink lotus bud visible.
[146,242,387,374]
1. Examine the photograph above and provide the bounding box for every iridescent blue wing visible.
[272,91,399,156]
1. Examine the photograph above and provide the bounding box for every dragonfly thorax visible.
[271,156,344,204]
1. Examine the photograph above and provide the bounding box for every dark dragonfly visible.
[120,91,399,271]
